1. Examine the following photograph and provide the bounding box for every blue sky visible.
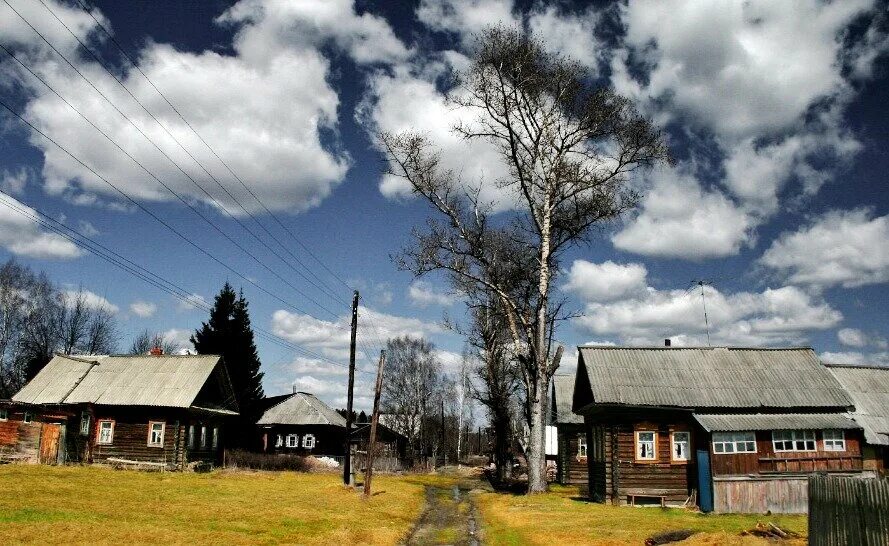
[1,0,887,410]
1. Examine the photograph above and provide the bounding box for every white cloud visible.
[129,300,157,318]
[1,168,29,194]
[416,0,516,44]
[177,293,208,312]
[62,289,119,313]
[162,328,195,354]
[612,168,754,259]
[820,351,889,367]
[526,4,604,72]
[574,281,841,347]
[563,260,647,303]
[408,280,457,307]
[0,193,83,259]
[760,209,889,289]
[76,219,99,237]
[837,327,887,350]
[4,0,379,215]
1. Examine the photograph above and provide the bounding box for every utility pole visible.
[343,290,359,487]
[364,350,386,498]
[440,398,446,467]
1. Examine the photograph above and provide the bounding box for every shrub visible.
[224,450,311,472]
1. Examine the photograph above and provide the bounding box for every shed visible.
[825,363,889,474]
[550,375,585,485]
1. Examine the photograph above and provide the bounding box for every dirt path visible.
[403,474,488,545]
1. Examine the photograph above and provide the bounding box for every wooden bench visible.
[628,494,666,507]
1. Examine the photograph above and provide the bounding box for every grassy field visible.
[0,465,425,545]
[475,484,808,546]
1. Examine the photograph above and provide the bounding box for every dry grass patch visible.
[477,484,807,546]
[0,465,425,545]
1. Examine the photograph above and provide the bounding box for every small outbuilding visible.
[5,353,238,469]
[825,363,889,475]
[551,375,586,486]
[572,346,865,513]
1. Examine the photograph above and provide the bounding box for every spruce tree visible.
[192,283,265,445]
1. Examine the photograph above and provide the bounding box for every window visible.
[80,412,90,436]
[302,434,315,449]
[671,431,690,462]
[772,430,816,452]
[23,412,33,424]
[200,426,207,449]
[148,421,165,447]
[635,431,657,461]
[286,434,298,448]
[212,427,219,450]
[713,432,756,454]
[0,408,7,421]
[823,430,846,451]
[97,420,114,445]
[577,434,588,458]
[188,425,195,448]
[275,434,283,448]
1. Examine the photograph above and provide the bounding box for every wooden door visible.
[39,424,60,464]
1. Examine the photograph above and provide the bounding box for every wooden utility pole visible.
[364,350,386,498]
[440,398,446,466]
[343,290,359,487]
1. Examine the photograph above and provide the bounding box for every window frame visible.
[577,433,588,458]
[634,430,658,462]
[822,430,846,452]
[275,434,283,448]
[200,426,208,449]
[79,412,91,436]
[188,425,195,449]
[23,411,33,424]
[0,408,7,421]
[286,434,299,448]
[302,433,315,449]
[671,431,691,463]
[712,431,757,454]
[212,427,219,450]
[772,430,816,452]
[147,421,165,447]
[96,420,115,445]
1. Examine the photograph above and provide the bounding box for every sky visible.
[1,0,888,411]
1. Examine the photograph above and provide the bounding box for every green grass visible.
[0,465,425,545]
[476,484,808,546]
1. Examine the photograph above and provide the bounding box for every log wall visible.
[710,430,864,476]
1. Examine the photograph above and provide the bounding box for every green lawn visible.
[0,465,424,545]
[476,484,808,546]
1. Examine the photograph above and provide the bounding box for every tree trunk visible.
[526,382,547,492]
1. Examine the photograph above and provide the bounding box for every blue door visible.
[696,449,713,512]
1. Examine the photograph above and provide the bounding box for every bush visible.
[224,450,311,472]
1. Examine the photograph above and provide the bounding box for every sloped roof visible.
[825,364,889,446]
[694,413,860,432]
[257,392,347,426]
[552,375,583,425]
[574,346,852,412]
[12,354,231,409]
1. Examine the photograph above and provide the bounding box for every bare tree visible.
[381,27,669,491]
[129,329,181,355]
[380,336,445,462]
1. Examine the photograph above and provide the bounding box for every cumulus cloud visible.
[129,300,157,318]
[62,289,119,313]
[408,280,457,307]
[2,0,391,215]
[837,327,887,350]
[760,209,889,288]
[820,351,889,367]
[570,260,841,346]
[1,167,29,194]
[162,328,195,354]
[562,260,647,303]
[177,293,208,312]
[0,193,83,259]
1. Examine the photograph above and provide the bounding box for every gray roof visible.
[552,375,583,425]
[575,347,852,411]
[257,392,347,426]
[694,413,860,432]
[12,354,230,409]
[826,364,889,446]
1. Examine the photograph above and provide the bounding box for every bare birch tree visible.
[381,27,669,491]
[129,329,182,355]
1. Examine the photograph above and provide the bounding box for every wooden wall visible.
[710,430,864,476]
[556,424,586,485]
[261,424,345,456]
[0,406,41,462]
[714,476,809,514]
[90,409,184,466]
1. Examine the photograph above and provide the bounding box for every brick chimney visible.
[149,347,163,356]
[664,338,671,347]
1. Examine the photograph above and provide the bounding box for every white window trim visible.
[577,434,588,458]
[212,427,219,450]
[200,426,208,449]
[80,412,90,436]
[23,411,33,424]
[635,430,657,461]
[0,408,7,421]
[188,425,195,448]
[302,434,315,449]
[712,431,757,454]
[822,430,846,452]
[772,430,816,452]
[286,434,298,448]
[148,421,165,447]
[97,420,115,445]
[671,431,690,462]
[275,434,283,448]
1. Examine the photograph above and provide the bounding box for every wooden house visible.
[5,353,238,469]
[572,346,865,513]
[825,363,889,475]
[551,375,586,486]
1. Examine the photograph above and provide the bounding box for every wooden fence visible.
[808,475,889,546]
